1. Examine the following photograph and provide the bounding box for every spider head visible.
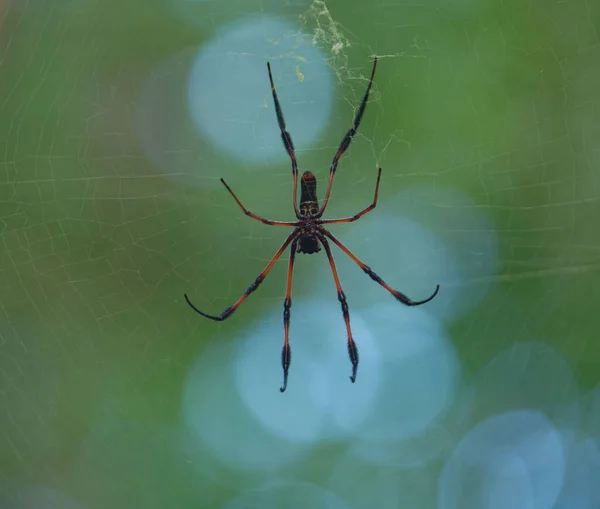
[301,171,316,183]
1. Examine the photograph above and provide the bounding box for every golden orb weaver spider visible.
[185,58,440,392]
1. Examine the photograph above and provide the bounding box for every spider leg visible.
[184,229,300,321]
[267,62,301,218]
[318,58,378,217]
[280,238,298,393]
[317,233,359,384]
[220,178,299,226]
[319,168,382,225]
[320,227,440,306]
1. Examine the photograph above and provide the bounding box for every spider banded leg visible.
[318,58,378,217]
[267,62,301,217]
[321,228,440,306]
[184,229,300,321]
[318,233,360,384]
[319,168,382,225]
[220,178,299,226]
[280,239,298,393]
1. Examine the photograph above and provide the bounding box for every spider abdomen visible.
[297,235,321,254]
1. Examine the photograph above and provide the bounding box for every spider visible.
[184,58,439,392]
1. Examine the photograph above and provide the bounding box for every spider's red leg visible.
[318,234,360,384]
[184,229,300,321]
[220,178,299,226]
[321,228,440,306]
[280,238,298,393]
[318,58,378,217]
[267,62,301,218]
[319,168,381,225]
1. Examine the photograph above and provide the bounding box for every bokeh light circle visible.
[438,410,565,509]
[322,185,499,322]
[234,298,381,443]
[182,338,310,472]
[188,16,332,164]
[317,214,447,313]
[475,340,580,428]
[346,303,460,466]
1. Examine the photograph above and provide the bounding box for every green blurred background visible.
[1,0,599,507]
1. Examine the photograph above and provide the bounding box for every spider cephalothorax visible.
[184,58,439,392]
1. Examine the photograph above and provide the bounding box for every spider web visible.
[1,0,599,507]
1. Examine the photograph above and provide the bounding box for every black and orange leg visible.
[321,228,439,306]
[280,239,298,392]
[184,229,300,320]
[318,233,359,384]
[318,58,378,216]
[267,62,301,217]
[319,168,382,225]
[220,178,299,226]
